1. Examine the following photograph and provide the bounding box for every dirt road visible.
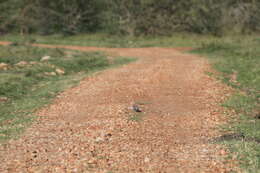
[0,44,236,172]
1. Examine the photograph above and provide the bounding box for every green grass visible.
[192,36,260,172]
[0,33,219,48]
[128,112,144,122]
[0,44,134,142]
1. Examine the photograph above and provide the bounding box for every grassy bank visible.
[0,44,134,142]
[0,33,218,48]
[193,37,260,172]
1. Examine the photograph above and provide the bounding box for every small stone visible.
[56,68,65,75]
[15,61,28,66]
[30,61,38,65]
[0,63,9,70]
[95,137,104,143]
[41,56,51,61]
[105,133,112,137]
[144,157,150,163]
[0,97,8,103]
[72,168,78,172]
[220,149,226,155]
[88,159,97,164]
[201,148,208,153]
[50,72,57,76]
[44,72,57,76]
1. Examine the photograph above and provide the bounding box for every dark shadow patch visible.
[212,133,260,144]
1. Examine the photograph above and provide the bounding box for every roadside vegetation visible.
[0,43,134,142]
[193,36,260,172]
[0,33,216,48]
[1,1,259,36]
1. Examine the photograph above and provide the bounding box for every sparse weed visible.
[128,112,144,122]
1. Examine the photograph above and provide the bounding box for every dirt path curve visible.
[0,43,235,172]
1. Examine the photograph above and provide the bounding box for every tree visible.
[0,0,259,35]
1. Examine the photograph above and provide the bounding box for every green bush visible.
[1,0,259,35]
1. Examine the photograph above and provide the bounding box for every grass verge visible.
[1,33,219,48]
[0,43,135,142]
[192,36,260,172]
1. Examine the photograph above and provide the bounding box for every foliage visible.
[193,36,260,172]
[0,33,215,48]
[0,0,260,35]
[0,0,105,35]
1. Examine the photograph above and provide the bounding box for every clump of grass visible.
[128,112,144,122]
[112,57,136,66]
[193,36,260,172]
[49,52,109,73]
[0,44,135,142]
[198,40,238,53]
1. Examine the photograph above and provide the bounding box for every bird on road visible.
[132,104,142,112]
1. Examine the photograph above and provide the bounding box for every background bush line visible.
[0,0,260,36]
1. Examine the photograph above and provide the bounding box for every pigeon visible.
[132,104,142,112]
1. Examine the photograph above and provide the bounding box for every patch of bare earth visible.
[0,45,238,172]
